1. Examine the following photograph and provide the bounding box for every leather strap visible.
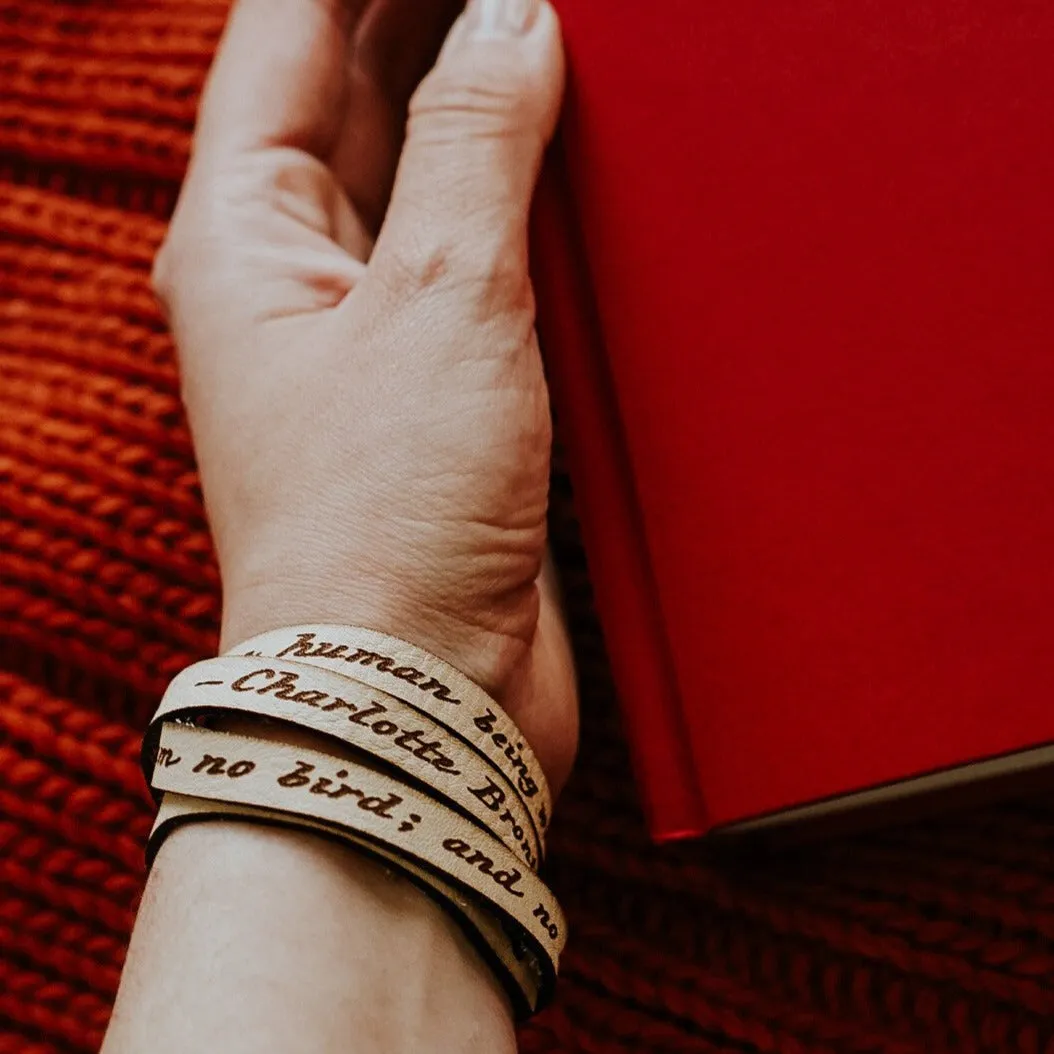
[150,792,547,1017]
[148,722,566,974]
[145,657,543,869]
[227,625,552,837]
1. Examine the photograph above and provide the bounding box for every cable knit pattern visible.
[3,2,1054,1050]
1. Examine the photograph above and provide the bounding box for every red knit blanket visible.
[2,3,1053,1051]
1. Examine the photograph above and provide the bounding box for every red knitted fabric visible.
[3,3,1054,1051]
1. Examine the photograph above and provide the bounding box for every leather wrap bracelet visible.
[140,624,565,1017]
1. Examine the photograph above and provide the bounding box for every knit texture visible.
[3,3,1054,1051]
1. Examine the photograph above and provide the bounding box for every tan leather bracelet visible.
[145,657,543,869]
[150,792,548,1017]
[227,625,552,837]
[147,722,566,975]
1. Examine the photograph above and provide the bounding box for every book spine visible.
[530,145,707,841]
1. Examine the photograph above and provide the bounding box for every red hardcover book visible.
[532,0,1054,841]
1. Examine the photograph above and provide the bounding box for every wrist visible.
[219,572,533,704]
[107,820,517,1054]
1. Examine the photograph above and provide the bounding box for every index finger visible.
[194,0,369,165]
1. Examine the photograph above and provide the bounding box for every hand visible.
[153,0,578,795]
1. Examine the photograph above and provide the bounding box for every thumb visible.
[367,0,564,295]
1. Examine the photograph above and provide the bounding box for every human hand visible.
[152,0,577,795]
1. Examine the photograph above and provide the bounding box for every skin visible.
[101,1,578,1051]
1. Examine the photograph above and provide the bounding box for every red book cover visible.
[533,1,1054,841]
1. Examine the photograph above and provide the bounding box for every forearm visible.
[104,0,570,1046]
[103,820,516,1054]
[104,591,522,1054]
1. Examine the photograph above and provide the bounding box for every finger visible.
[193,0,369,166]
[356,0,467,108]
[367,0,564,296]
[331,0,465,236]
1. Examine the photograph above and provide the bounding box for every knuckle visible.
[387,237,454,296]
[149,230,184,304]
[149,193,228,312]
[149,226,191,308]
[150,242,172,303]
[412,50,542,136]
[384,229,529,313]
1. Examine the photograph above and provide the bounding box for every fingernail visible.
[466,0,540,38]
